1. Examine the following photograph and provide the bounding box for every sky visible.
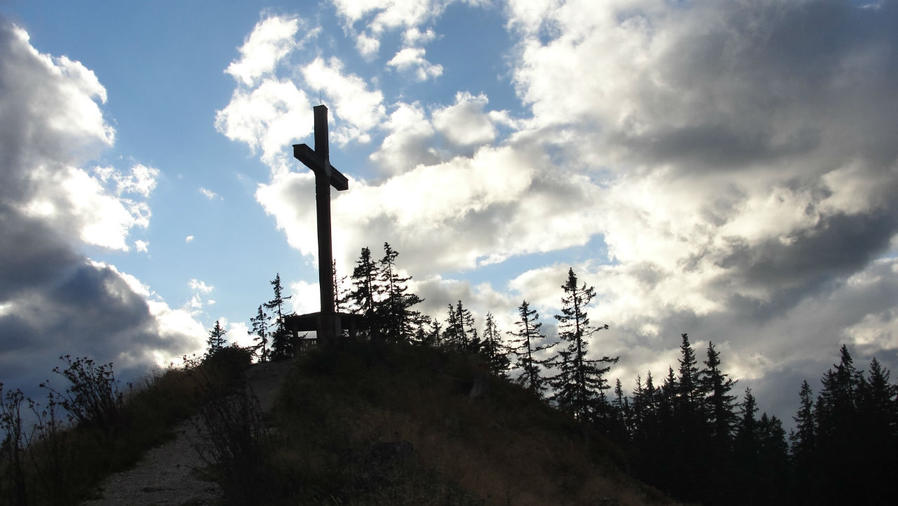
[1,0,897,426]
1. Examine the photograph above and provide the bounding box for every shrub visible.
[46,355,123,433]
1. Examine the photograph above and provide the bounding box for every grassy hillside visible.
[222,342,672,505]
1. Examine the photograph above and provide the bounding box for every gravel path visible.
[81,360,295,506]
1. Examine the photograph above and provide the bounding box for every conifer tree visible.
[549,268,617,422]
[700,341,737,446]
[348,247,380,338]
[206,320,227,357]
[756,413,789,502]
[265,273,293,360]
[249,305,270,363]
[610,378,632,440]
[377,242,422,343]
[481,313,509,378]
[508,300,553,396]
[426,318,442,347]
[676,333,701,415]
[443,303,460,347]
[443,300,477,351]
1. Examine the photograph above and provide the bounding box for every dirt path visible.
[82,360,295,506]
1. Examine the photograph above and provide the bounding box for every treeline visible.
[230,243,897,504]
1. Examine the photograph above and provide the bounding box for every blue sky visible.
[2,0,898,425]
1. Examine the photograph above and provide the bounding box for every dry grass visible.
[259,341,673,505]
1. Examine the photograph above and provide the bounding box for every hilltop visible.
[209,341,671,505]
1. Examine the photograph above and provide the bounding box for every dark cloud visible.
[0,20,197,400]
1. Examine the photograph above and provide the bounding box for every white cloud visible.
[301,57,386,143]
[403,27,437,45]
[188,278,214,294]
[387,47,443,81]
[369,101,438,174]
[185,235,195,243]
[135,240,149,253]
[225,15,301,87]
[199,187,220,200]
[290,280,321,315]
[214,78,312,171]
[355,33,380,57]
[386,47,443,81]
[432,92,496,147]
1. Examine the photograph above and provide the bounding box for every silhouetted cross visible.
[291,105,348,343]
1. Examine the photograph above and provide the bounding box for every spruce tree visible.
[676,334,701,415]
[265,273,293,360]
[443,300,477,351]
[249,305,270,363]
[789,379,819,504]
[377,242,422,343]
[549,268,617,422]
[206,320,227,357]
[700,341,737,446]
[481,312,510,378]
[508,300,553,396]
[348,247,380,339]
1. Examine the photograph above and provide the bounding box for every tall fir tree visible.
[508,300,553,396]
[670,333,708,502]
[249,305,270,363]
[265,273,293,360]
[348,247,380,339]
[376,243,422,343]
[481,313,510,378]
[206,320,227,357]
[443,300,477,351]
[549,268,617,422]
[700,341,737,446]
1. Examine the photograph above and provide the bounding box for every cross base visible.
[284,311,368,346]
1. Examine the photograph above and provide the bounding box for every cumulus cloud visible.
[0,22,204,396]
[225,15,302,87]
[500,0,898,420]
[331,0,447,42]
[301,57,386,143]
[386,47,443,81]
[432,92,496,147]
[215,78,312,172]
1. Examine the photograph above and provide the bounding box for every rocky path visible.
[81,360,294,506]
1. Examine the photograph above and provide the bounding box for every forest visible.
[232,242,898,505]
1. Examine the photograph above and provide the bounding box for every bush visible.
[46,355,123,433]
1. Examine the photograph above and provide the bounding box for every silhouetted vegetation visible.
[0,348,251,505]
[4,250,896,504]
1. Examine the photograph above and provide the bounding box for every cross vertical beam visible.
[293,105,349,344]
[313,106,335,342]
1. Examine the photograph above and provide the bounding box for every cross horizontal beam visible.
[293,144,349,191]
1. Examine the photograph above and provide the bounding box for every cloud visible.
[225,15,302,87]
[214,78,312,172]
[218,2,898,428]
[301,57,386,143]
[188,278,214,295]
[0,22,205,396]
[185,235,195,243]
[432,92,496,147]
[368,101,439,174]
[135,240,149,253]
[199,187,220,200]
[496,0,898,423]
[331,0,447,40]
[386,47,443,81]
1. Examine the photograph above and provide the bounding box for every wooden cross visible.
[288,105,351,344]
